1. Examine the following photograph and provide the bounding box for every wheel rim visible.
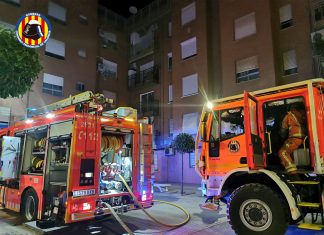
[239,199,272,232]
[25,195,36,220]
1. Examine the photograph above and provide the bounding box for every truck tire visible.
[227,183,289,235]
[22,188,38,221]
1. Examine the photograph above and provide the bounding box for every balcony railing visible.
[136,99,159,117]
[128,66,159,88]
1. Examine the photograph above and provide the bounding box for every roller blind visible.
[168,85,173,102]
[43,73,64,86]
[235,12,256,40]
[182,112,198,134]
[182,73,198,97]
[48,1,66,22]
[283,50,297,70]
[181,37,197,59]
[279,4,292,23]
[236,56,258,73]
[181,2,196,25]
[45,38,65,58]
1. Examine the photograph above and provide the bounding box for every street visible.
[0,184,322,235]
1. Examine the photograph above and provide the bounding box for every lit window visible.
[43,73,64,96]
[235,12,256,40]
[182,73,198,97]
[182,112,198,135]
[181,2,196,25]
[236,56,259,83]
[76,82,85,92]
[283,50,297,75]
[48,1,66,23]
[45,38,65,60]
[181,37,197,59]
[279,4,293,29]
[168,85,173,103]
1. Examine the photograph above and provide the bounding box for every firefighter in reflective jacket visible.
[279,103,306,174]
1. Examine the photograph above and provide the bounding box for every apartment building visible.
[0,0,321,184]
[0,0,98,121]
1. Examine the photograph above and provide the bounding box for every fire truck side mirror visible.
[200,111,209,142]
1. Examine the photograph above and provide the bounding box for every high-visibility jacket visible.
[281,110,305,138]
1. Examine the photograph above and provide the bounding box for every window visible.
[45,38,65,60]
[48,1,66,23]
[181,37,197,59]
[315,5,324,22]
[220,108,244,140]
[181,2,196,25]
[140,91,154,114]
[78,49,86,58]
[79,14,88,25]
[99,29,117,49]
[43,73,64,96]
[103,90,116,102]
[167,52,172,70]
[283,50,297,75]
[140,61,154,82]
[168,21,172,37]
[234,12,256,40]
[279,4,293,29]
[236,56,259,83]
[76,82,85,92]
[169,118,174,137]
[97,58,117,79]
[182,73,198,97]
[168,84,173,103]
[182,112,198,135]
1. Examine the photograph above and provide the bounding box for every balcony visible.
[136,99,159,117]
[129,32,156,61]
[128,65,159,88]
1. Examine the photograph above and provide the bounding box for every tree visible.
[173,133,195,195]
[0,26,42,99]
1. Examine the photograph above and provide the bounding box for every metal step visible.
[298,223,324,230]
[288,181,320,185]
[297,202,321,208]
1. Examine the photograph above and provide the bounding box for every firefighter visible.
[278,103,306,174]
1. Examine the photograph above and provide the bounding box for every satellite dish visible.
[129,6,138,15]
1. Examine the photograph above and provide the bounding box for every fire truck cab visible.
[196,79,324,234]
[0,91,153,227]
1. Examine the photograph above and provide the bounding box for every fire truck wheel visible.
[227,183,289,235]
[22,188,39,221]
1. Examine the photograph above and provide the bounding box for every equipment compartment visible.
[99,130,133,195]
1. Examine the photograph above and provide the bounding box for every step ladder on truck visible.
[195,79,324,234]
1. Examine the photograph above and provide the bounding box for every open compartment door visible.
[243,91,264,169]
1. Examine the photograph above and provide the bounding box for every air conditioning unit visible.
[165,147,174,156]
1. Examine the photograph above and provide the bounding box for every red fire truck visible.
[196,79,324,234]
[0,91,153,227]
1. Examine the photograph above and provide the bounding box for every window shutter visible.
[283,50,297,70]
[168,85,173,102]
[236,56,258,73]
[279,4,292,23]
[235,12,256,40]
[182,112,198,134]
[43,73,64,86]
[182,73,198,97]
[48,1,66,22]
[181,37,197,59]
[45,38,65,58]
[181,2,196,25]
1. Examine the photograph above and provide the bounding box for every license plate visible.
[73,189,96,197]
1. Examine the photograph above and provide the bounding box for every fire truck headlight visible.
[206,101,213,110]
[46,113,55,118]
[25,119,34,124]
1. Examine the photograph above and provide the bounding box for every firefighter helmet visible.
[23,20,43,40]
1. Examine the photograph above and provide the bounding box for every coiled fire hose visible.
[100,174,191,234]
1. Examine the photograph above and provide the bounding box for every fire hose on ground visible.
[99,173,191,234]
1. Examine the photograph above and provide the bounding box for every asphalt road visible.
[0,184,323,235]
